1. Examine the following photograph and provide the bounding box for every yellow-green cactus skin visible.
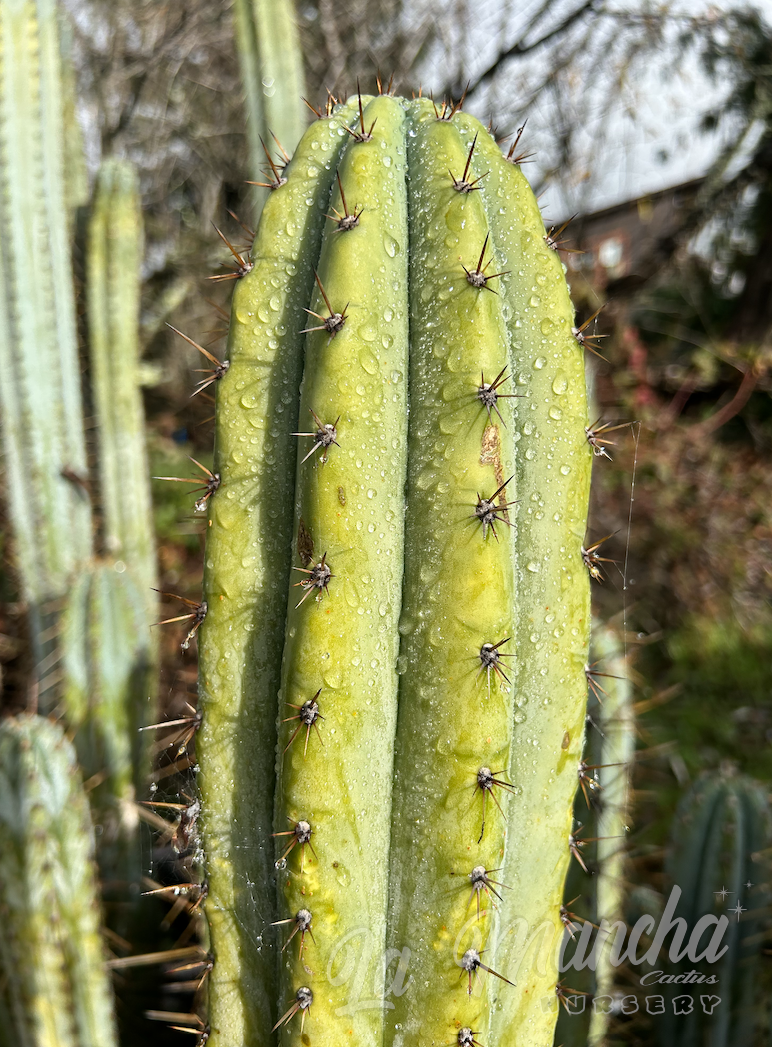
[199,93,592,1047]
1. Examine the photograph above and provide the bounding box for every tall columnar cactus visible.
[60,562,153,824]
[0,0,92,708]
[87,159,158,607]
[232,0,306,216]
[588,627,635,1046]
[199,93,592,1047]
[0,715,119,1047]
[661,773,770,1047]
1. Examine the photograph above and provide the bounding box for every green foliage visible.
[0,715,118,1047]
[643,617,772,795]
[199,94,592,1047]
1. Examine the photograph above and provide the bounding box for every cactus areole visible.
[198,94,592,1047]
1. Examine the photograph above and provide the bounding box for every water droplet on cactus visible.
[552,372,568,395]
[534,356,546,369]
[560,464,571,475]
[527,561,540,573]
[549,406,562,420]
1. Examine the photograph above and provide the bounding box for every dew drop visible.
[359,349,378,374]
[534,357,546,369]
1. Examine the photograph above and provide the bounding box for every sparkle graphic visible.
[728,901,745,922]
[715,886,731,901]
[745,880,754,890]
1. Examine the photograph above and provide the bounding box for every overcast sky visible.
[418,0,771,215]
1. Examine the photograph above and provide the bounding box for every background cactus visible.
[232,0,306,217]
[0,715,119,1047]
[199,92,592,1047]
[87,160,158,611]
[588,628,635,1046]
[0,0,157,942]
[660,772,770,1047]
[59,562,152,834]
[0,0,92,710]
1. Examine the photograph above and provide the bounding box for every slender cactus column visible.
[0,0,92,708]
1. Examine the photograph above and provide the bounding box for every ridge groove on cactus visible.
[198,93,592,1047]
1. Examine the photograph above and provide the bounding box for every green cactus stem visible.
[0,0,92,709]
[60,561,153,830]
[386,103,519,1047]
[200,94,593,1047]
[0,715,119,1047]
[57,9,88,220]
[587,627,635,1047]
[197,98,359,1047]
[454,111,592,1046]
[275,92,409,1047]
[232,0,306,217]
[661,772,770,1047]
[87,159,157,607]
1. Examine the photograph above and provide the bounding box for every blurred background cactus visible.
[0,0,93,712]
[232,0,306,217]
[1,0,772,1045]
[659,773,770,1047]
[0,715,119,1047]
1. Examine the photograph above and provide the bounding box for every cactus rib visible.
[275,92,409,1047]
[458,112,592,1045]
[197,99,360,1047]
[386,101,518,1047]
